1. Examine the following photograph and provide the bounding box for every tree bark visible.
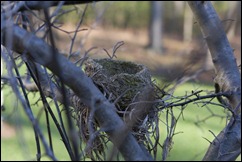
[188,1,241,161]
[183,3,193,43]
[148,1,163,53]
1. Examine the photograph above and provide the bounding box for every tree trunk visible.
[183,3,193,43]
[148,1,162,53]
[188,1,241,161]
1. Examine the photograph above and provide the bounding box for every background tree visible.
[148,1,163,53]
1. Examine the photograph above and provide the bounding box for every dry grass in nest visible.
[74,58,164,159]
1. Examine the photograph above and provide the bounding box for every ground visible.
[1,120,16,138]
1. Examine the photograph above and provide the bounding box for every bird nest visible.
[75,58,161,159]
[84,58,153,111]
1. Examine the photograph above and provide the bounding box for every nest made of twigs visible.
[75,58,161,159]
[84,58,153,111]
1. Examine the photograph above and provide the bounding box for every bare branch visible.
[2,1,98,12]
[188,1,241,161]
[162,91,233,109]
[1,16,152,161]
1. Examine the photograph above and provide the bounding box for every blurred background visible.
[1,1,241,161]
[55,1,241,84]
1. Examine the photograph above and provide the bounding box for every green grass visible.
[155,82,241,161]
[1,87,71,161]
[153,82,224,160]
[1,80,241,161]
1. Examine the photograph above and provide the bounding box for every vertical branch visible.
[187,1,241,161]
[187,1,241,111]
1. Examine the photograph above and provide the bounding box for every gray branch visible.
[188,1,241,161]
[1,1,97,12]
[1,21,152,162]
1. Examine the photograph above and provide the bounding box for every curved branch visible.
[1,25,152,161]
[1,1,98,12]
[187,1,241,111]
[188,1,241,161]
